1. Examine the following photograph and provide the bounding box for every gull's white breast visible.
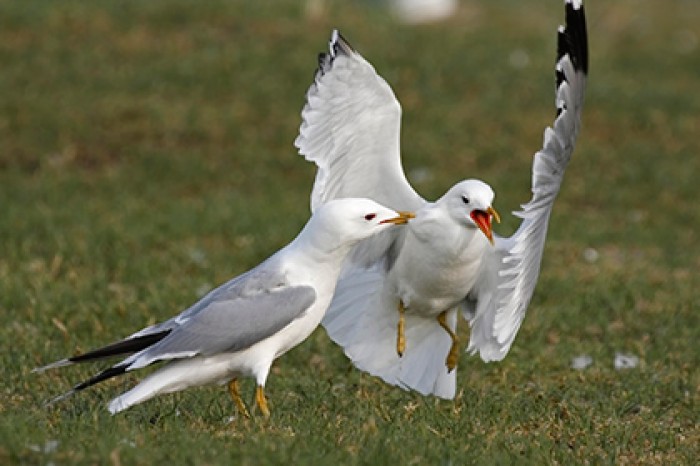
[388,210,490,314]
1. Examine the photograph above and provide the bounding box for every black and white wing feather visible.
[466,0,588,361]
[295,30,424,213]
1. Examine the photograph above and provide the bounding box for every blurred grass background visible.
[1,0,698,464]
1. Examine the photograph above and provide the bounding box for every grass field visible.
[1,0,698,464]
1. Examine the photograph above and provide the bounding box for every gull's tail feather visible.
[322,268,456,399]
[395,308,457,398]
[107,356,232,414]
[108,380,159,415]
[108,364,189,414]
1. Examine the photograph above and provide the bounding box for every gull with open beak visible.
[34,198,413,416]
[295,0,588,398]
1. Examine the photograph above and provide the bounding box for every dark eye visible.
[461,196,470,204]
[364,213,376,221]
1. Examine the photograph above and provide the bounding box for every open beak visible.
[470,206,500,245]
[380,210,416,225]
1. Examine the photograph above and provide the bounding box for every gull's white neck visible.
[409,202,481,256]
[282,218,357,279]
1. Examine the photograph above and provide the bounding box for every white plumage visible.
[34,198,413,415]
[295,0,588,398]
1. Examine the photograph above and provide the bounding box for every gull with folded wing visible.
[34,198,413,416]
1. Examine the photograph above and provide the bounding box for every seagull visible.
[34,198,414,416]
[294,0,588,398]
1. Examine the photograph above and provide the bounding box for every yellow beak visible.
[380,210,416,225]
[488,206,501,224]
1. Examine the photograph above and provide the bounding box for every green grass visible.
[1,0,698,464]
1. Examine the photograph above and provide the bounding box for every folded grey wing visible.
[126,285,316,369]
[126,264,281,339]
[465,0,588,362]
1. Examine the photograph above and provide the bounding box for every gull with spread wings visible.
[295,0,588,398]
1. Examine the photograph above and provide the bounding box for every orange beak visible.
[470,206,500,245]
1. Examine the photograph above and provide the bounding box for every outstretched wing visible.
[295,30,425,213]
[466,0,588,361]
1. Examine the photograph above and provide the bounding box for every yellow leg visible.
[397,300,406,357]
[437,311,459,372]
[228,379,250,418]
[255,385,270,419]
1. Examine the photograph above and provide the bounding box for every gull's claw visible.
[255,385,270,418]
[437,311,459,372]
[397,300,406,357]
[228,379,250,418]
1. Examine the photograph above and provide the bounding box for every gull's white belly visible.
[389,226,489,316]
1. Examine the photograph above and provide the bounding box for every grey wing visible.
[465,0,588,361]
[125,284,316,370]
[295,30,425,213]
[126,261,283,339]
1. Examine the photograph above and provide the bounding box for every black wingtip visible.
[67,330,171,364]
[330,29,355,56]
[554,1,587,118]
[73,364,130,393]
[559,0,589,76]
[45,363,131,408]
[33,330,171,374]
[314,29,356,80]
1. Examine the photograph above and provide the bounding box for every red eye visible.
[365,213,376,221]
